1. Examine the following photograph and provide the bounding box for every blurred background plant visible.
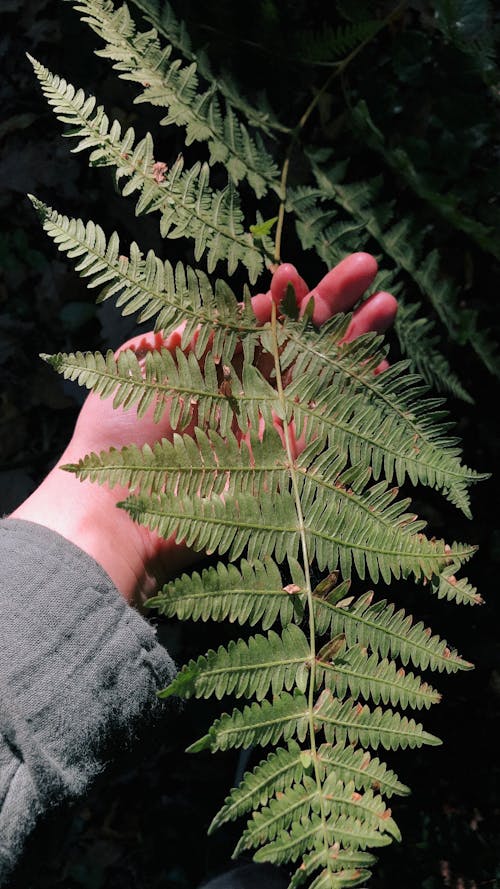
[1,1,500,887]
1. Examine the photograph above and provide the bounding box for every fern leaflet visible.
[70,0,282,197]
[29,57,265,281]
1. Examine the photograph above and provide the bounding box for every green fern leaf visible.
[314,690,441,751]
[188,691,310,752]
[28,56,264,281]
[236,775,399,854]
[430,562,483,606]
[394,300,473,402]
[64,428,292,501]
[128,0,286,134]
[209,741,309,832]
[70,0,281,197]
[352,99,500,261]
[123,480,475,583]
[254,812,392,865]
[313,591,472,673]
[210,738,409,836]
[114,408,477,583]
[62,422,472,581]
[160,624,311,701]
[418,251,500,378]
[316,645,441,710]
[297,21,381,65]
[29,199,258,361]
[305,153,500,379]
[147,558,306,630]
[235,777,327,852]
[290,848,376,889]
[42,347,278,434]
[280,318,486,516]
[315,743,409,798]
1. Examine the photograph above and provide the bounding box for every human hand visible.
[11,254,397,606]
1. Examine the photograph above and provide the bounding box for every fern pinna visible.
[28,1,485,886]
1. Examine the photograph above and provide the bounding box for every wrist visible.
[10,442,175,604]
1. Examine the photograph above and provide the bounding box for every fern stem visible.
[273,154,290,263]
[268,302,333,880]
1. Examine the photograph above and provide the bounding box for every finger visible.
[250,290,273,323]
[114,323,196,362]
[341,291,398,343]
[251,264,309,323]
[374,359,390,375]
[270,263,309,307]
[301,252,378,325]
[114,330,165,360]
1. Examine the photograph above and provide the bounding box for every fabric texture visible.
[0,518,176,884]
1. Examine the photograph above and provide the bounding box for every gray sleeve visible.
[0,518,177,884]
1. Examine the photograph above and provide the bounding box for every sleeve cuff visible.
[0,518,176,882]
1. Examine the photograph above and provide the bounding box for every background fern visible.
[7,0,499,886]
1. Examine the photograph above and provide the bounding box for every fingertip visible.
[270,263,309,306]
[351,252,378,276]
[372,290,398,317]
[342,291,398,342]
[374,359,390,375]
[310,252,379,323]
[251,291,273,322]
[115,330,165,359]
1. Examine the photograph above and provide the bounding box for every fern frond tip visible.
[26,194,47,217]
[186,733,214,754]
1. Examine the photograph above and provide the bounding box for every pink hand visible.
[11,254,397,605]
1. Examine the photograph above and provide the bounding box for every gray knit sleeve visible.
[0,518,176,884]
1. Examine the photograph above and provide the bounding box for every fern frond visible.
[188,690,310,753]
[148,558,306,630]
[42,348,277,434]
[64,428,297,504]
[417,251,500,378]
[97,368,477,582]
[314,690,440,751]
[128,0,286,133]
[160,623,439,712]
[71,0,281,197]
[123,478,475,583]
[29,199,258,361]
[236,776,399,854]
[352,99,500,261]
[316,645,441,710]
[209,741,310,831]
[160,624,311,701]
[299,455,474,582]
[315,743,409,798]
[394,300,473,402]
[210,739,408,836]
[430,562,483,606]
[290,848,376,889]
[28,57,264,281]
[313,591,472,673]
[254,812,392,865]
[191,687,439,755]
[298,21,381,65]
[280,318,486,515]
[235,777,327,852]
[29,5,484,884]
[304,154,500,378]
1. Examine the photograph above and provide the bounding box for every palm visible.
[71,255,395,455]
